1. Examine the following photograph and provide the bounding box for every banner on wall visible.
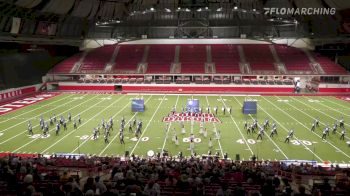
[0,86,36,102]
[10,17,21,34]
[0,90,22,101]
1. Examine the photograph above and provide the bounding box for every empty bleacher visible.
[79,44,116,72]
[50,44,347,76]
[314,55,348,75]
[242,44,277,73]
[211,44,241,74]
[179,45,206,73]
[50,53,83,73]
[275,45,313,73]
[114,45,145,71]
[146,44,175,73]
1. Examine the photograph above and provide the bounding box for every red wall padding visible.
[123,86,294,92]
[58,85,294,93]
[58,86,115,91]
[21,86,36,94]
[0,86,36,103]
[319,88,350,93]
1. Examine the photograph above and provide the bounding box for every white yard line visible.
[39,95,122,154]
[320,97,350,108]
[257,97,323,162]
[263,96,350,160]
[130,95,166,155]
[0,94,80,133]
[313,97,350,118]
[206,95,224,158]
[0,94,74,124]
[98,96,153,156]
[160,95,179,156]
[0,94,96,145]
[278,97,350,159]
[231,97,289,159]
[70,95,130,153]
[289,96,350,140]
[12,95,104,152]
[219,95,254,155]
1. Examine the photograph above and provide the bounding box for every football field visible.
[0,93,350,163]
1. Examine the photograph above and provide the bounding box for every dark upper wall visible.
[0,43,79,90]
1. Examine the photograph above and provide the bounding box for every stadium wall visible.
[0,84,39,103]
[318,83,350,93]
[57,83,294,93]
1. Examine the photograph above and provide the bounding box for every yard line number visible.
[236,138,314,146]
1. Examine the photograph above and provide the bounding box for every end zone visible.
[0,93,59,116]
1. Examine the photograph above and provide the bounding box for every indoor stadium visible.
[0,0,350,195]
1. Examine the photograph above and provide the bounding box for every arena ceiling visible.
[0,0,349,44]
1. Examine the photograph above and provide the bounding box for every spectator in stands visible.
[164,175,177,186]
[273,174,281,190]
[260,178,275,196]
[143,180,160,196]
[60,171,70,183]
[125,181,142,196]
[318,178,332,196]
[86,189,95,196]
[95,176,107,195]
[112,168,124,181]
[23,173,33,184]
[293,185,310,196]
[83,177,96,194]
[233,182,246,196]
[66,177,80,191]
[1,154,350,196]
[281,178,293,196]
[216,182,232,196]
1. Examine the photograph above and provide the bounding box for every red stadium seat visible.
[179,45,206,73]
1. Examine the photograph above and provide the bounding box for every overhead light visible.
[150,7,155,11]
[253,8,256,12]
[217,7,222,12]
[205,7,208,10]
[177,7,181,10]
[197,8,202,12]
[165,8,171,12]
[242,9,247,13]
[185,8,191,12]
[234,6,238,10]
[116,20,121,23]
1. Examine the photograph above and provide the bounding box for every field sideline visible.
[0,93,350,163]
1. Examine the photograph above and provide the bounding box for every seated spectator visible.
[60,171,70,183]
[95,176,107,195]
[165,175,177,186]
[293,185,310,196]
[23,173,33,184]
[233,182,246,196]
[143,180,160,196]
[83,177,96,194]
[260,178,275,196]
[216,182,232,196]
